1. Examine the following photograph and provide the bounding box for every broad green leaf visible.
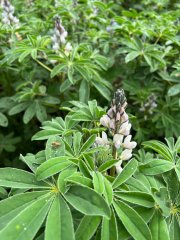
[8,102,29,116]
[140,159,174,175]
[0,194,53,240]
[75,216,101,240]
[101,209,118,240]
[45,196,75,240]
[93,172,105,194]
[36,156,73,180]
[0,168,49,189]
[79,159,92,178]
[0,113,8,127]
[64,185,111,218]
[112,159,138,189]
[134,206,155,223]
[79,80,90,103]
[73,132,82,156]
[32,130,62,141]
[114,191,155,208]
[66,172,93,188]
[113,200,152,240]
[150,211,170,240]
[0,191,49,230]
[142,140,173,161]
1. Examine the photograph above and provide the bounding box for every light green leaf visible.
[150,211,170,240]
[50,63,67,78]
[125,51,140,63]
[101,209,118,240]
[113,200,152,240]
[23,102,36,124]
[140,159,174,175]
[36,156,73,180]
[168,84,180,96]
[0,168,49,189]
[45,196,75,240]
[80,134,96,153]
[0,113,8,127]
[114,191,155,208]
[93,172,105,194]
[103,178,113,205]
[64,185,111,218]
[112,159,138,189]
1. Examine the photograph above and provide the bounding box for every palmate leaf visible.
[0,168,49,189]
[64,185,111,219]
[45,195,75,240]
[75,216,101,240]
[0,194,53,240]
[0,191,49,230]
[113,200,152,240]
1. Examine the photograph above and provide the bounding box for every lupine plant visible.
[0,89,179,240]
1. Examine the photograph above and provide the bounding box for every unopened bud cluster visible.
[96,89,137,174]
[1,0,19,27]
[51,16,72,55]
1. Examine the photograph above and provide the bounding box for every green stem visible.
[110,145,117,177]
[35,59,52,72]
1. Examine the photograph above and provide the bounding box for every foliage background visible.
[0,0,180,167]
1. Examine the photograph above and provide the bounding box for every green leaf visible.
[112,159,138,189]
[103,178,113,205]
[0,186,7,199]
[168,84,180,96]
[101,209,118,240]
[36,102,47,122]
[0,191,49,230]
[0,168,49,189]
[125,51,140,63]
[36,156,73,180]
[45,195,75,240]
[0,194,53,240]
[66,172,93,188]
[169,216,180,240]
[140,159,174,175]
[23,102,36,124]
[45,136,65,160]
[114,191,155,208]
[0,113,8,127]
[79,80,90,103]
[32,130,62,141]
[75,216,101,240]
[142,140,173,161]
[93,172,105,194]
[64,185,111,218]
[98,160,117,172]
[92,81,111,100]
[80,134,96,153]
[113,200,152,240]
[9,102,29,115]
[50,63,67,78]
[149,211,170,240]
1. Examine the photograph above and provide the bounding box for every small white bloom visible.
[113,134,123,149]
[120,149,132,161]
[95,131,109,147]
[119,122,131,135]
[121,111,129,123]
[122,135,137,149]
[115,160,123,174]
[100,115,111,128]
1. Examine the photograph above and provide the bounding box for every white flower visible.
[115,160,123,174]
[120,149,132,161]
[119,121,131,135]
[122,135,137,149]
[64,42,72,55]
[121,112,129,123]
[100,115,111,128]
[113,134,123,149]
[95,131,109,147]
